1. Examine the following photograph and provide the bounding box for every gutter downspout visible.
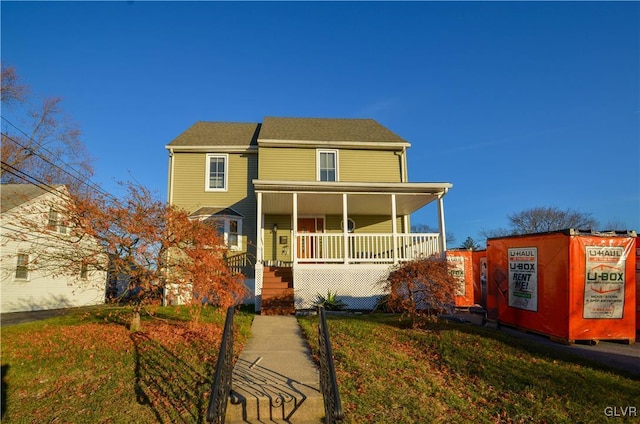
[399,147,410,233]
[168,148,175,205]
[163,148,175,307]
[437,188,448,258]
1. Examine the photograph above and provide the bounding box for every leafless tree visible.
[480,206,599,238]
[1,64,94,196]
[411,223,456,244]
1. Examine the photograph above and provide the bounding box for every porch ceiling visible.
[254,180,452,216]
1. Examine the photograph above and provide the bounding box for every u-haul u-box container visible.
[446,250,474,307]
[486,229,636,344]
[636,237,640,332]
[472,250,487,308]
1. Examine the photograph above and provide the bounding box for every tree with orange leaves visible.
[383,257,457,327]
[7,181,248,330]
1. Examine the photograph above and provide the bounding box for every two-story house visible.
[166,117,452,314]
[0,184,107,313]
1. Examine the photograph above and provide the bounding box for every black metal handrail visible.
[206,306,235,423]
[317,306,344,423]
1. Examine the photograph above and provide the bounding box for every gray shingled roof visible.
[1,184,50,213]
[189,207,244,218]
[259,117,408,143]
[167,122,260,147]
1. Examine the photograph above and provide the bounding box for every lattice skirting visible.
[293,264,392,310]
[254,264,263,312]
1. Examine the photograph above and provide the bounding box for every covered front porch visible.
[253,180,453,312]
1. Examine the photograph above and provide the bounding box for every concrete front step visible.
[225,315,324,423]
[225,358,324,423]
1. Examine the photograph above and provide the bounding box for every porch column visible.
[256,192,263,264]
[255,191,263,313]
[437,194,447,258]
[292,192,298,265]
[343,193,349,264]
[391,193,398,264]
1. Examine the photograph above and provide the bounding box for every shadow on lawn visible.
[1,364,8,419]
[130,332,213,424]
[330,312,640,380]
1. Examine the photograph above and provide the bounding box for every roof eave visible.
[252,179,452,194]
[257,139,411,150]
[166,145,258,153]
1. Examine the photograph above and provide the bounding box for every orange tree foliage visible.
[383,256,457,326]
[14,181,248,326]
[75,183,248,310]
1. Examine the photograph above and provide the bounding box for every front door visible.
[297,217,324,260]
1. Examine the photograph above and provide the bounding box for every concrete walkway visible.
[226,315,324,423]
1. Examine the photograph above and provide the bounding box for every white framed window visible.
[205,154,228,191]
[80,263,88,280]
[15,253,29,280]
[317,150,338,182]
[201,216,243,250]
[227,218,241,250]
[47,208,67,234]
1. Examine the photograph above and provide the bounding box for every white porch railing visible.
[296,233,441,263]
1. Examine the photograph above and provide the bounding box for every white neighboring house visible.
[0,184,106,313]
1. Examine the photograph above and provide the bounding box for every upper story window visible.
[317,150,338,182]
[80,263,89,280]
[206,154,228,191]
[15,253,29,280]
[47,208,67,234]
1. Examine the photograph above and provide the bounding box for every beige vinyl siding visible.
[338,149,402,182]
[258,147,315,181]
[258,147,402,182]
[325,215,405,233]
[262,214,408,262]
[171,152,256,208]
[263,215,293,263]
[170,152,258,267]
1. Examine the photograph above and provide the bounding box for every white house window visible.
[317,150,338,182]
[15,254,29,280]
[202,216,243,250]
[228,219,240,249]
[80,263,88,280]
[47,208,67,234]
[206,154,228,191]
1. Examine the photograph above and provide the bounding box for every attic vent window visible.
[317,150,338,182]
[47,208,67,234]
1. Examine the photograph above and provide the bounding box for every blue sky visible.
[2,1,638,244]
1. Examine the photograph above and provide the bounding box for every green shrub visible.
[313,290,347,311]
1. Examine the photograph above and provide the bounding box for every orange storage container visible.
[486,229,636,344]
[446,250,474,307]
[472,250,487,307]
[636,238,640,332]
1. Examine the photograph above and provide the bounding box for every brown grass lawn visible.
[3,307,638,423]
[1,305,253,423]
